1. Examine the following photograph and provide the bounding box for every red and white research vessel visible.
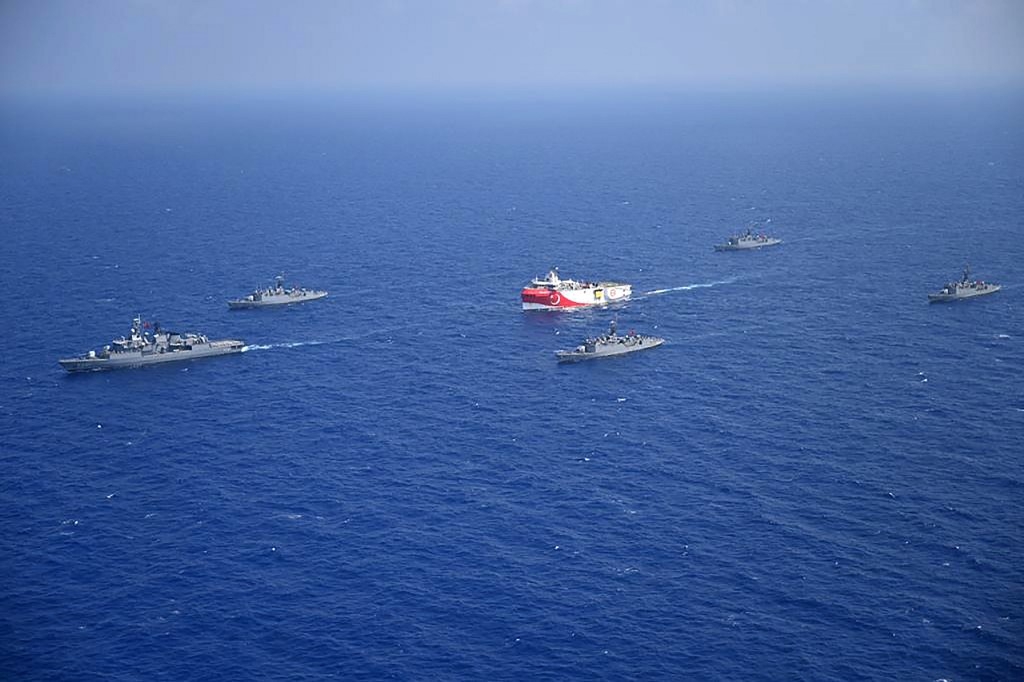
[521,268,632,311]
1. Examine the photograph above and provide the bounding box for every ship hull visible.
[228,291,328,309]
[556,338,664,362]
[714,238,783,251]
[521,284,631,311]
[928,285,1001,302]
[60,340,245,372]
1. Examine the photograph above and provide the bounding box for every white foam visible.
[242,339,334,353]
[279,340,327,349]
[644,277,738,296]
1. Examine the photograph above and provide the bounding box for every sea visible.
[0,89,1022,681]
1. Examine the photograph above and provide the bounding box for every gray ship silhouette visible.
[229,275,328,309]
[556,320,665,363]
[714,227,782,251]
[928,265,1001,302]
[59,316,244,372]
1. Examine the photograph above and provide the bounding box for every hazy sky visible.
[1,0,1022,95]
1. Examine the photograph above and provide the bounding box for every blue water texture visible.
[1,91,1022,681]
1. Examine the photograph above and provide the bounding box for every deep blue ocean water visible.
[1,90,1022,680]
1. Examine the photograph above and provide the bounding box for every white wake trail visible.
[242,339,340,353]
[644,277,739,296]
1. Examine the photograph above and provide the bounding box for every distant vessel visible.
[714,227,782,251]
[521,268,632,311]
[555,320,664,362]
[59,316,244,372]
[928,265,1001,303]
[229,275,328,309]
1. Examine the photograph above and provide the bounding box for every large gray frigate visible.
[228,275,328,309]
[928,265,1001,302]
[59,316,244,372]
[555,320,665,363]
[714,227,782,251]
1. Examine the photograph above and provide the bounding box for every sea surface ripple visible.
[0,92,1022,680]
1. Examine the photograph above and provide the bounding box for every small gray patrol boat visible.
[228,275,328,309]
[714,227,782,251]
[59,316,244,372]
[555,320,664,363]
[928,265,1001,303]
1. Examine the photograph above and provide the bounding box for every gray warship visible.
[228,275,328,309]
[59,316,245,372]
[714,227,782,251]
[555,320,665,363]
[928,265,1001,303]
